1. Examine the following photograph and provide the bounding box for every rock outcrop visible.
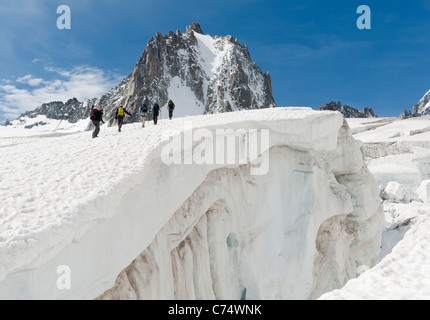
[317,101,377,118]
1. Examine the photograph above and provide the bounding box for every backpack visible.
[140,105,148,113]
[152,103,160,113]
[90,109,99,121]
[168,100,175,110]
[117,107,125,117]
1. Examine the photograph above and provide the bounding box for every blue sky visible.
[1,0,430,122]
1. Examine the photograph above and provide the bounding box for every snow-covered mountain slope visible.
[2,22,276,132]
[0,108,383,300]
[319,116,430,299]
[411,90,430,116]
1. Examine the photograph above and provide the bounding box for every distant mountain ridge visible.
[317,101,377,118]
[4,22,276,128]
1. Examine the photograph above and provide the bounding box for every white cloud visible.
[16,75,44,87]
[28,78,44,87]
[16,75,32,83]
[0,66,124,121]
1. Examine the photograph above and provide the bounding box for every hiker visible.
[167,99,175,120]
[115,105,131,132]
[152,103,160,125]
[90,106,105,139]
[139,103,149,128]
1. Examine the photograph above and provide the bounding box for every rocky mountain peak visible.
[111,22,276,122]
[66,97,80,106]
[186,22,203,34]
[4,23,276,129]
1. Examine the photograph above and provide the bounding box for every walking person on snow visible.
[167,99,175,120]
[90,106,105,139]
[139,103,149,128]
[115,105,131,132]
[152,103,160,125]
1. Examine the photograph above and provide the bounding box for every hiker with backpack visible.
[152,103,160,125]
[167,99,175,120]
[115,105,131,132]
[90,106,105,139]
[139,103,149,128]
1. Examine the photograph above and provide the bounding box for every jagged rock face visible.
[120,22,276,120]
[16,98,97,124]
[6,23,276,127]
[411,90,430,117]
[318,101,377,118]
[95,75,131,125]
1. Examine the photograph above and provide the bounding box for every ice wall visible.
[97,118,384,300]
[0,108,384,300]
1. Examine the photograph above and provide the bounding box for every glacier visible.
[0,108,383,300]
[320,116,430,299]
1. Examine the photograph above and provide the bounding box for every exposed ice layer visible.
[319,214,430,300]
[97,118,383,300]
[0,108,383,300]
[347,118,430,203]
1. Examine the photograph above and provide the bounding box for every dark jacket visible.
[152,103,160,115]
[91,109,104,122]
[167,100,175,111]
